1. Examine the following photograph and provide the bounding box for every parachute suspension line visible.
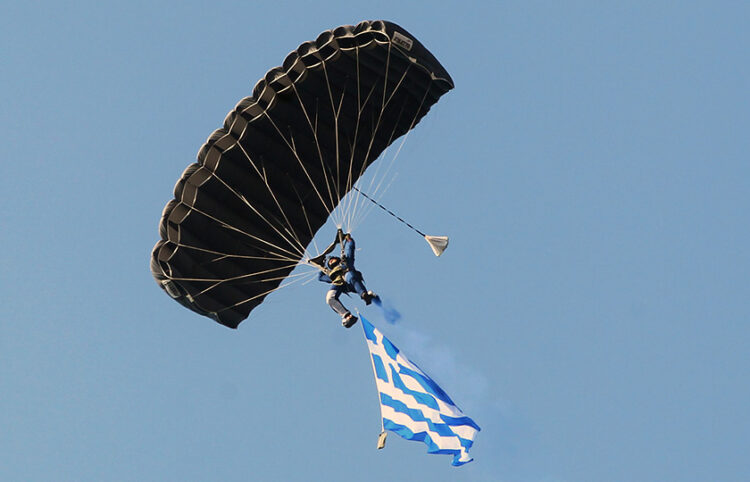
[324,47,366,233]
[235,144,306,252]
[227,141,308,258]
[343,43,411,233]
[344,39,395,231]
[201,131,308,261]
[191,260,304,297]
[345,38,412,232]
[349,173,399,236]
[258,161,310,256]
[192,135,308,261]
[229,112,312,259]
[348,42,400,228]
[293,184,324,260]
[169,242,302,264]
[262,108,345,247]
[346,42,434,234]
[341,64,372,232]
[166,259,307,302]
[178,202,302,262]
[349,98,414,232]
[356,79,434,232]
[335,44,379,233]
[345,44,366,232]
[321,61,347,221]
[246,267,319,285]
[339,56,381,232]
[288,84,339,221]
[381,39,392,113]
[311,96,341,221]
[368,103,408,192]
[214,267,320,316]
[267,110,330,212]
[351,186,426,237]
[335,50,385,233]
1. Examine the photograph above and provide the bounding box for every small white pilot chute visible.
[425,235,449,257]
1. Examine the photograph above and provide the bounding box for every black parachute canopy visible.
[151,20,453,328]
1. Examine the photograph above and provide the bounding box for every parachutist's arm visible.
[318,271,332,283]
[320,229,346,257]
[309,229,346,269]
[342,234,355,263]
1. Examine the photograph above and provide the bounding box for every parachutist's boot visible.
[342,313,358,328]
[361,291,378,305]
[361,292,371,305]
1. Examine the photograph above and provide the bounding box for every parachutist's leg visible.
[326,288,350,317]
[345,271,367,297]
[326,288,358,328]
[346,271,378,306]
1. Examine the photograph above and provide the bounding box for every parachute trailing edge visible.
[150,20,453,328]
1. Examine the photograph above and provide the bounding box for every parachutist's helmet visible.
[327,256,341,268]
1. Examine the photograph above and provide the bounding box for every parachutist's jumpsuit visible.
[318,236,369,318]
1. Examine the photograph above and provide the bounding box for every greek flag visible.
[361,316,480,466]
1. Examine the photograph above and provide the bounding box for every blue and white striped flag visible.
[361,316,480,466]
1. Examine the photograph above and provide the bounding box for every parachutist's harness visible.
[310,230,349,273]
[326,265,346,286]
[324,258,347,287]
[313,231,359,293]
[316,231,376,321]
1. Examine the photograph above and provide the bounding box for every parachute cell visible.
[150,20,453,328]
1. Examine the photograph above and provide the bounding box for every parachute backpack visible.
[151,20,453,327]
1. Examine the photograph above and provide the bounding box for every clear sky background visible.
[2,1,749,481]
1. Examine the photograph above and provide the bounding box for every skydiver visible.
[311,229,378,328]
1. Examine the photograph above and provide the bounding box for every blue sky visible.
[2,1,749,481]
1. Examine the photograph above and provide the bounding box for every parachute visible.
[150,20,454,328]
